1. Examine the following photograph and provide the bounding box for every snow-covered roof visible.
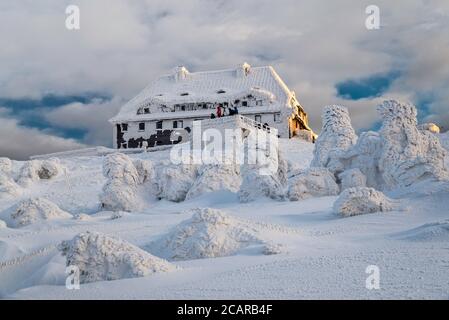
[110,63,294,123]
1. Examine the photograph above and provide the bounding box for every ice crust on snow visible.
[100,153,140,212]
[333,187,395,217]
[150,208,264,260]
[59,231,177,283]
[311,105,357,174]
[377,100,448,189]
[10,197,72,227]
[288,167,339,201]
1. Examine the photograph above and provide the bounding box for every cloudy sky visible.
[0,0,448,159]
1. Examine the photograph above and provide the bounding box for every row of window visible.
[120,113,280,132]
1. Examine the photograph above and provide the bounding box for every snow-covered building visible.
[109,63,315,149]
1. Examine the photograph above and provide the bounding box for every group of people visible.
[210,104,239,119]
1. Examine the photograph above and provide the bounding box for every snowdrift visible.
[9,197,72,227]
[333,187,395,217]
[288,167,339,201]
[395,220,449,242]
[149,208,265,260]
[59,231,177,283]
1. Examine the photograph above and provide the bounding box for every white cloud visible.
[0,108,86,160]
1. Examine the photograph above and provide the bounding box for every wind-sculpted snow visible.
[100,153,140,212]
[377,100,448,189]
[9,197,72,227]
[186,164,241,200]
[311,105,357,175]
[0,157,12,175]
[0,175,22,198]
[153,163,198,202]
[149,208,265,260]
[333,187,395,217]
[17,158,63,186]
[288,167,339,201]
[338,168,367,191]
[338,131,384,189]
[59,231,177,283]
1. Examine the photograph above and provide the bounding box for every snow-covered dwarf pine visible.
[59,231,177,283]
[17,158,63,187]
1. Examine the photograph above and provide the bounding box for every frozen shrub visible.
[186,164,241,200]
[153,164,197,202]
[100,153,140,212]
[59,231,177,283]
[0,175,22,198]
[10,197,72,227]
[338,168,367,191]
[133,159,154,184]
[377,100,448,189]
[149,208,263,260]
[17,158,63,186]
[239,169,286,202]
[288,167,339,201]
[333,187,395,217]
[311,105,357,174]
[0,157,12,174]
[338,131,384,189]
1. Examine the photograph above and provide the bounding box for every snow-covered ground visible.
[0,137,448,299]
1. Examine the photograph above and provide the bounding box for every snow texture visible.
[0,157,12,175]
[150,208,263,260]
[311,105,357,175]
[10,197,72,228]
[288,167,339,201]
[338,168,367,191]
[0,175,22,198]
[17,158,63,186]
[396,220,449,242]
[377,100,448,189]
[333,187,395,217]
[133,159,155,185]
[338,131,384,189]
[153,163,197,202]
[100,153,140,212]
[186,164,241,200]
[59,231,177,283]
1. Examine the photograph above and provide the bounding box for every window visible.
[144,108,150,114]
[256,100,263,106]
[122,143,127,149]
[274,113,281,122]
[217,89,226,94]
[156,121,163,129]
[180,92,189,96]
[255,115,262,123]
[173,120,184,129]
[139,122,145,131]
[181,105,186,111]
[242,101,248,107]
[121,123,128,131]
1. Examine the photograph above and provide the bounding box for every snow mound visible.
[0,175,22,198]
[0,157,12,174]
[333,187,395,217]
[262,243,284,255]
[338,168,367,191]
[396,220,449,242]
[10,197,72,227]
[239,169,286,202]
[311,105,357,174]
[288,167,339,201]
[59,231,177,283]
[186,164,241,200]
[378,100,448,189]
[153,164,197,202]
[0,219,6,228]
[150,208,264,260]
[339,131,384,189]
[100,153,140,212]
[17,158,63,186]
